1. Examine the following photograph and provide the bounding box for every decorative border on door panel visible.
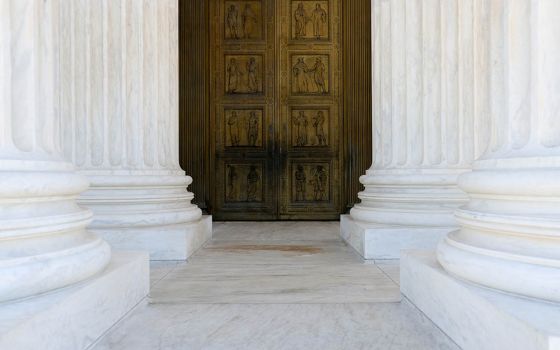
[289,0,331,43]
[288,105,333,150]
[280,157,340,218]
[223,162,265,203]
[223,0,266,43]
[215,159,276,217]
[289,53,331,96]
[219,106,267,152]
[223,53,266,96]
[289,160,332,204]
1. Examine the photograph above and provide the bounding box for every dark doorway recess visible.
[179,0,371,220]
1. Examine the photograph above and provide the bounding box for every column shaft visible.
[351,0,486,228]
[59,0,206,260]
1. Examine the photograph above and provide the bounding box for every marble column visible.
[59,0,211,260]
[401,3,560,348]
[341,0,488,259]
[437,0,560,303]
[0,0,110,302]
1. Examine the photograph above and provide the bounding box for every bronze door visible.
[210,0,341,220]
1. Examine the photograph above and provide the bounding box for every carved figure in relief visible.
[227,165,238,201]
[294,3,309,39]
[309,57,327,93]
[292,57,310,93]
[293,111,308,146]
[313,111,327,146]
[247,111,259,146]
[246,57,259,93]
[242,4,257,39]
[226,58,241,93]
[311,3,327,39]
[246,166,260,202]
[295,165,307,201]
[227,4,240,39]
[228,112,241,146]
[310,165,327,201]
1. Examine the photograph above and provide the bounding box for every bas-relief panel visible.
[210,0,342,219]
[224,109,264,147]
[291,1,329,40]
[225,163,264,203]
[224,1,263,40]
[292,162,330,202]
[291,108,329,147]
[225,54,264,95]
[291,54,329,95]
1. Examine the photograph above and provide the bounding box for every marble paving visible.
[92,222,459,350]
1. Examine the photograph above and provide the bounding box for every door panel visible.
[211,0,341,220]
[214,103,277,219]
[212,0,277,220]
[279,0,341,219]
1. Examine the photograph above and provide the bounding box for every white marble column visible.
[401,3,560,347]
[437,0,560,302]
[0,0,110,302]
[342,0,488,259]
[58,0,210,260]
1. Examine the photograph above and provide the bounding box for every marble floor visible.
[91,222,459,350]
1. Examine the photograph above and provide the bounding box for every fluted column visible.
[351,0,487,230]
[59,0,206,260]
[0,0,110,302]
[438,0,560,302]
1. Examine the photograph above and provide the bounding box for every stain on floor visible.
[209,244,323,254]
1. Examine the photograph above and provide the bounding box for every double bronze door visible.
[211,0,341,220]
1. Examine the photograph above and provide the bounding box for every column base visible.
[0,251,149,350]
[401,250,560,350]
[340,215,452,260]
[95,215,212,260]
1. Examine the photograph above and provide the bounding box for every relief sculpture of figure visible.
[309,57,327,93]
[228,112,241,146]
[292,57,309,93]
[313,111,327,146]
[242,4,257,39]
[294,2,308,39]
[293,111,308,146]
[227,4,240,39]
[295,165,307,201]
[227,165,238,201]
[246,57,259,93]
[246,166,260,202]
[311,165,327,201]
[311,3,327,39]
[226,58,241,93]
[247,111,259,147]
